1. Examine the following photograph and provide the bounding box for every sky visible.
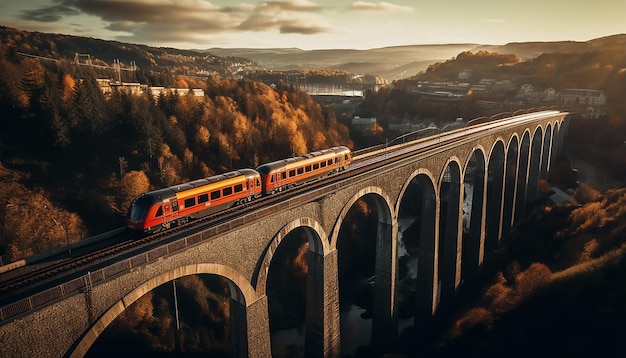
[1,0,625,50]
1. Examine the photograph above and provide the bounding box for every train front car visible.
[126,188,177,233]
[126,169,263,234]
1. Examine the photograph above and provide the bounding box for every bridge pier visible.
[230,297,247,358]
[372,220,398,352]
[245,295,272,357]
[305,248,343,357]
[438,164,462,313]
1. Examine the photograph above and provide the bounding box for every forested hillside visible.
[0,43,351,260]
[0,26,259,78]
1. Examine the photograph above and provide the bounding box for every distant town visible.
[95,73,607,141]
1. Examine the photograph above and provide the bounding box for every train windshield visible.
[129,196,151,221]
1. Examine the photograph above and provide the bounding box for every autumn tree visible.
[120,170,150,212]
[0,54,352,233]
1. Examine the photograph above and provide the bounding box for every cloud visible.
[279,24,328,34]
[17,0,333,44]
[238,1,330,34]
[262,0,325,12]
[56,0,225,24]
[19,5,80,22]
[348,1,414,13]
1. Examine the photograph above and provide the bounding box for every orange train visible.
[126,146,352,233]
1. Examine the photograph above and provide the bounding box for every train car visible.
[255,146,352,195]
[126,169,261,233]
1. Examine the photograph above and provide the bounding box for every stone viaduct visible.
[0,110,569,357]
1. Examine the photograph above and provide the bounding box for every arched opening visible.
[437,160,462,312]
[527,127,544,204]
[541,124,553,181]
[502,135,519,237]
[267,226,324,356]
[550,122,561,170]
[85,274,247,357]
[485,141,505,255]
[514,131,531,223]
[396,172,437,336]
[337,191,394,356]
[461,149,486,283]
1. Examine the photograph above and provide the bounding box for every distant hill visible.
[206,44,481,80]
[207,34,626,81]
[2,25,624,83]
[474,34,626,60]
[0,26,261,78]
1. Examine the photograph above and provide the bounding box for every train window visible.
[210,191,220,200]
[335,158,339,163]
[281,172,287,180]
[305,165,311,172]
[297,167,304,175]
[313,163,319,170]
[345,154,349,161]
[321,161,326,168]
[223,187,233,196]
[184,197,196,208]
[155,206,163,217]
[328,159,333,166]
[256,178,261,186]
[172,201,179,211]
[270,175,274,183]
[289,169,296,177]
[198,193,208,204]
[234,184,243,193]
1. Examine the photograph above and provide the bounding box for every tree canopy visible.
[0,45,351,259]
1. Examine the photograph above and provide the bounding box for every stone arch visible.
[332,186,396,353]
[541,122,553,180]
[515,129,532,223]
[553,118,566,156]
[254,218,329,295]
[461,146,487,282]
[485,138,506,255]
[527,125,545,203]
[396,168,438,212]
[551,120,563,169]
[550,121,560,169]
[253,218,329,357]
[396,168,438,329]
[462,146,487,177]
[330,186,394,250]
[502,133,520,237]
[71,264,256,358]
[437,157,463,311]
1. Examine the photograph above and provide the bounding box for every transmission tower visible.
[113,59,121,83]
[74,53,92,66]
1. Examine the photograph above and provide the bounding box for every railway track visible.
[0,148,392,304]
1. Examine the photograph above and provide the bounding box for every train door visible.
[162,198,179,223]
[171,200,179,219]
[162,199,173,224]
[277,170,287,190]
[247,178,256,197]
